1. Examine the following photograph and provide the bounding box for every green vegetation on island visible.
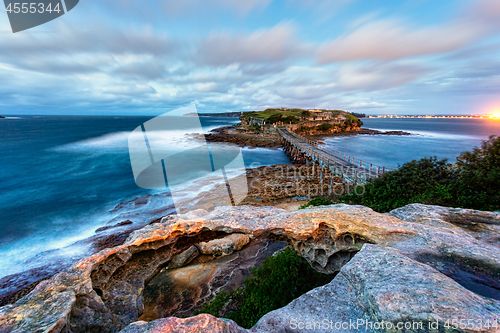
[340,135,500,212]
[242,108,353,121]
[195,247,334,328]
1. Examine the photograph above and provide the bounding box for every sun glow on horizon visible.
[490,112,500,119]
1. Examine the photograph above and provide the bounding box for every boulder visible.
[168,245,200,269]
[254,244,500,333]
[119,314,247,333]
[196,233,250,256]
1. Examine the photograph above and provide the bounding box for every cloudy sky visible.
[1,0,500,115]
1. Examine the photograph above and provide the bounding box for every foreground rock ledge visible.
[0,204,499,333]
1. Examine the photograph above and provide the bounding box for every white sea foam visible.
[51,120,228,154]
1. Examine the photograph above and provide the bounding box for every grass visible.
[242,108,304,120]
[242,108,355,122]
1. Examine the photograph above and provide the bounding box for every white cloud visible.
[317,0,500,62]
[336,62,427,90]
[318,20,486,62]
[194,23,309,66]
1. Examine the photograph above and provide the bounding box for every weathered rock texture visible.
[1,204,499,333]
[120,314,246,333]
[196,233,250,256]
[140,239,287,321]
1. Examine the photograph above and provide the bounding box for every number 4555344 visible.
[6,2,62,14]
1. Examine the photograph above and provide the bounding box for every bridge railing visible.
[280,129,393,175]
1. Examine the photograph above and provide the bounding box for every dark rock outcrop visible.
[96,220,134,233]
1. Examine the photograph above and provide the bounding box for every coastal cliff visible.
[1,203,499,332]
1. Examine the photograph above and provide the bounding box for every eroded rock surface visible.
[197,233,250,256]
[140,240,287,321]
[1,204,499,333]
[120,314,246,333]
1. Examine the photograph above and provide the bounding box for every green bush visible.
[301,110,312,118]
[282,115,299,124]
[299,197,332,209]
[195,248,334,328]
[339,136,500,212]
[453,135,500,210]
[267,114,283,124]
[318,123,334,131]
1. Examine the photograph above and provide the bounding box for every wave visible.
[51,122,227,154]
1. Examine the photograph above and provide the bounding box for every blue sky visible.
[1,0,500,115]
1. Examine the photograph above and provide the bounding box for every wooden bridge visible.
[277,128,393,184]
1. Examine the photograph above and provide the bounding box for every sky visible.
[1,0,500,116]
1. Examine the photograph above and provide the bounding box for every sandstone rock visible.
[196,233,250,256]
[120,314,247,333]
[1,204,500,333]
[254,244,500,333]
[168,246,200,269]
[140,240,287,321]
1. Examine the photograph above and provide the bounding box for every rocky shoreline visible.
[203,124,411,149]
[314,127,412,137]
[0,203,499,332]
[203,126,281,148]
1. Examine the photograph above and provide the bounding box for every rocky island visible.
[201,108,410,148]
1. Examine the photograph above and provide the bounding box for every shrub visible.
[318,123,334,131]
[299,197,332,209]
[453,135,500,210]
[195,248,334,328]
[267,114,283,124]
[339,136,500,212]
[282,115,299,124]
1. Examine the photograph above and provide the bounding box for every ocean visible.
[0,115,499,281]
[322,118,500,169]
[0,115,290,280]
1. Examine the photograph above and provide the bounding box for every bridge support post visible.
[330,172,334,195]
